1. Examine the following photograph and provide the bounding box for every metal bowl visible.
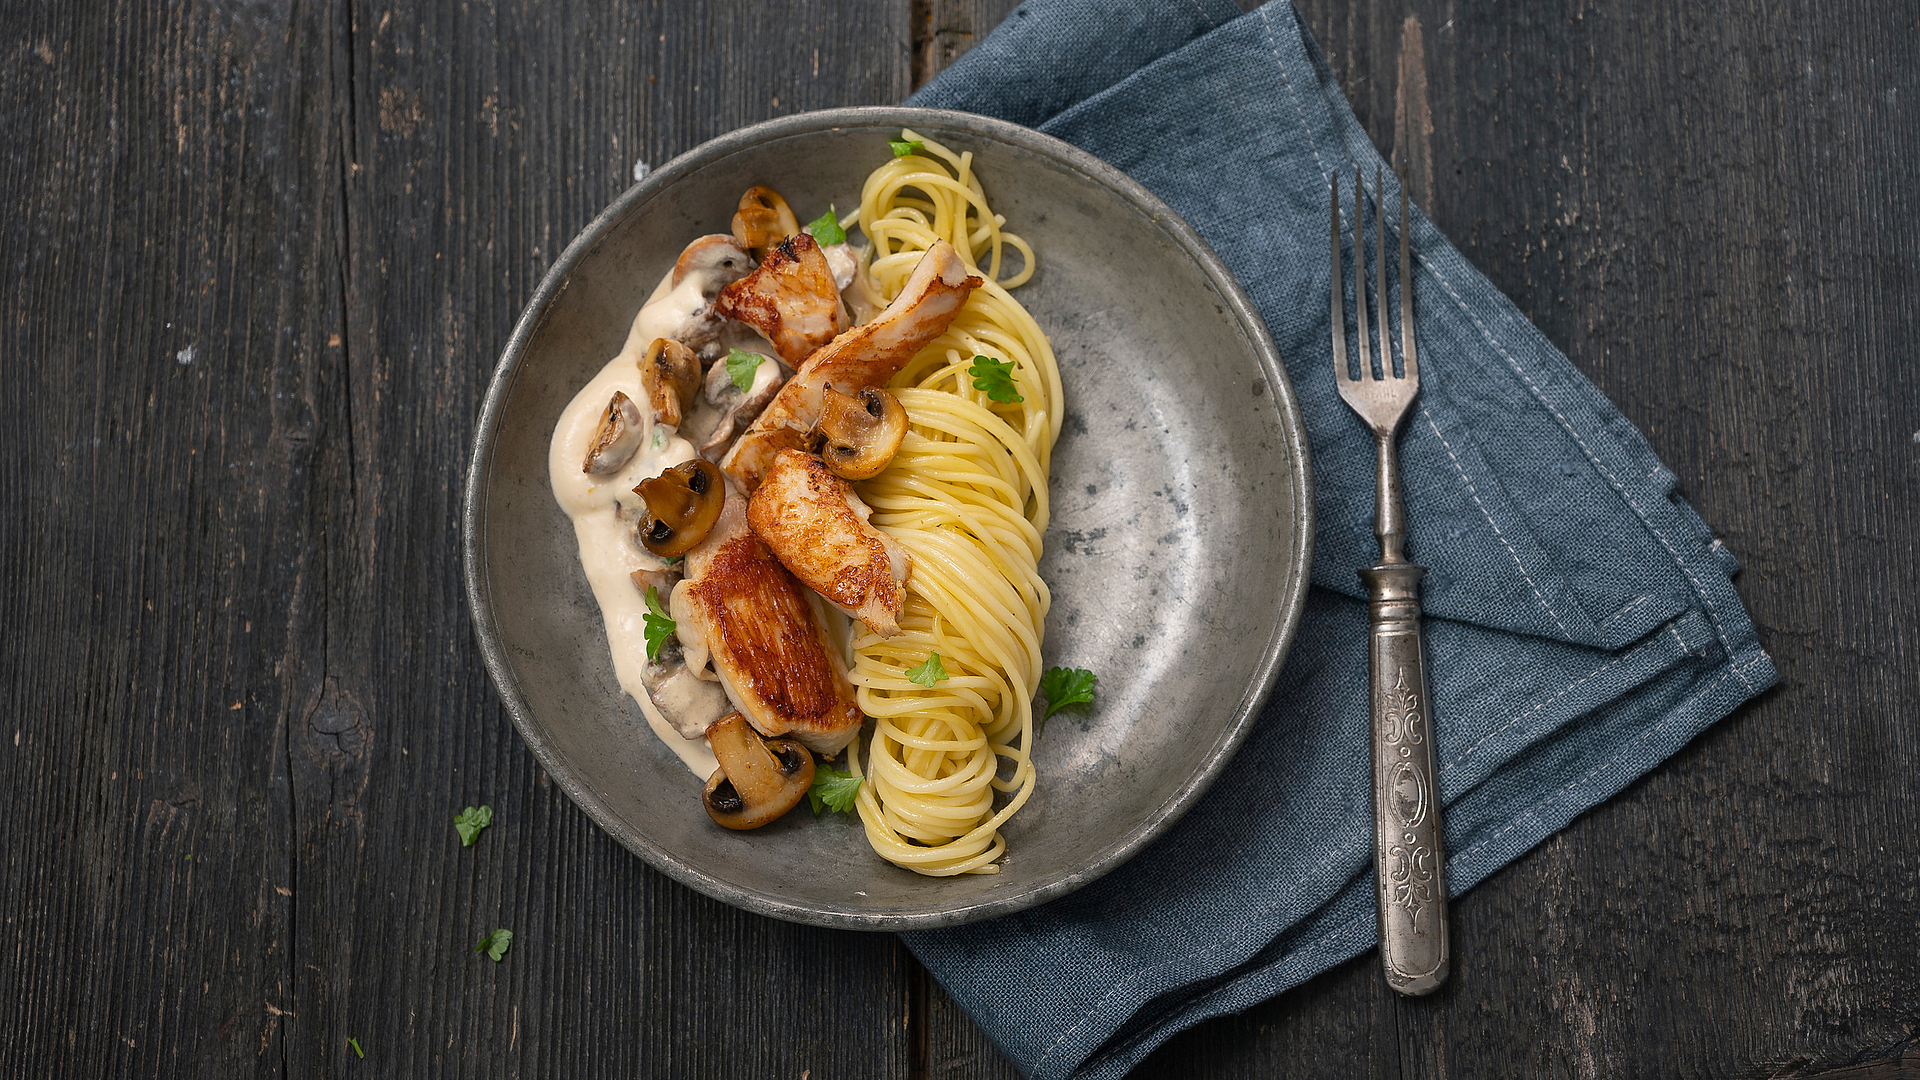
[464,107,1312,929]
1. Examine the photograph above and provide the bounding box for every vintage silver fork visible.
[1331,165,1450,996]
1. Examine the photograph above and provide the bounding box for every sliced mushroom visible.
[583,391,646,475]
[665,235,755,362]
[813,385,907,480]
[671,235,755,295]
[639,337,702,429]
[630,566,678,597]
[693,348,784,461]
[730,186,800,255]
[702,712,815,830]
[635,458,726,557]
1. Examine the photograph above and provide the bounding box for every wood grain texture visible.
[4,0,1917,1076]
[0,0,916,1076]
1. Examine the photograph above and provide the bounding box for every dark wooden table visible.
[4,0,1916,1075]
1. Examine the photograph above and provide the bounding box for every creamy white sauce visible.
[551,245,875,780]
[548,270,738,778]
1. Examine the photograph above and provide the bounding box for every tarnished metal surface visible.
[464,107,1313,929]
[1334,167,1450,991]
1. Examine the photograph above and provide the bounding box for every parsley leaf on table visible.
[890,139,926,157]
[725,348,764,393]
[474,928,513,962]
[805,206,846,246]
[1037,667,1097,736]
[348,1037,365,1059]
[906,652,948,687]
[643,586,675,660]
[809,764,864,814]
[453,805,492,847]
[968,355,1024,404]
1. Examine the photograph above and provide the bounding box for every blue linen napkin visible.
[902,2,1779,1077]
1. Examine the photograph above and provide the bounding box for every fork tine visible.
[1331,174,1348,383]
[1374,164,1388,380]
[1399,175,1418,384]
[1352,167,1372,382]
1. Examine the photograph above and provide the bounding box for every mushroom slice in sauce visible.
[702,712,815,830]
[721,240,981,494]
[714,232,847,364]
[670,480,865,755]
[748,449,910,638]
[582,391,646,475]
[629,568,733,740]
[691,349,784,461]
[813,385,907,480]
[730,187,800,256]
[638,337,702,429]
[666,235,756,361]
[635,459,726,558]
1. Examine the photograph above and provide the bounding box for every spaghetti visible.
[840,132,1062,875]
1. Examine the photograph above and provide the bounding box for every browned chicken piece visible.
[671,478,864,755]
[713,232,847,364]
[747,450,911,638]
[721,240,982,493]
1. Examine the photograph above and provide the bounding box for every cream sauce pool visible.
[548,269,740,778]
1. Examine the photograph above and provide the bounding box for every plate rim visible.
[462,105,1315,930]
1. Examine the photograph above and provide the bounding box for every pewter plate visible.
[463,107,1313,930]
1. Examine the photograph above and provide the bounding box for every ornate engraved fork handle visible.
[1362,524,1449,995]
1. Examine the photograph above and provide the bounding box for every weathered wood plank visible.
[281,0,918,1076]
[0,0,339,1074]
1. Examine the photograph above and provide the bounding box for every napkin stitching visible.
[1442,649,1642,771]
[1030,843,1357,1072]
[1421,408,1575,636]
[1666,622,1691,655]
[1182,0,1226,28]
[1251,0,1582,641]
[1087,656,1757,1076]
[1598,592,1657,629]
[1413,261,1758,694]
[1261,0,1756,687]
[1255,5,1332,180]
[1095,907,1374,1067]
[1458,663,1741,861]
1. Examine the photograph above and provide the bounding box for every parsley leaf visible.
[1038,667,1097,732]
[643,586,675,660]
[725,348,764,393]
[348,1037,365,1059]
[474,928,513,962]
[906,652,948,687]
[453,805,493,847]
[968,355,1024,404]
[809,764,864,814]
[890,139,926,157]
[805,205,846,246]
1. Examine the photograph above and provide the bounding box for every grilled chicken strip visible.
[720,240,982,494]
[748,449,911,638]
[670,478,864,755]
[714,232,847,364]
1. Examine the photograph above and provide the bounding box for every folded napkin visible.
[902,2,1777,1076]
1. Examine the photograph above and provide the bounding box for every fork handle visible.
[1361,561,1450,995]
